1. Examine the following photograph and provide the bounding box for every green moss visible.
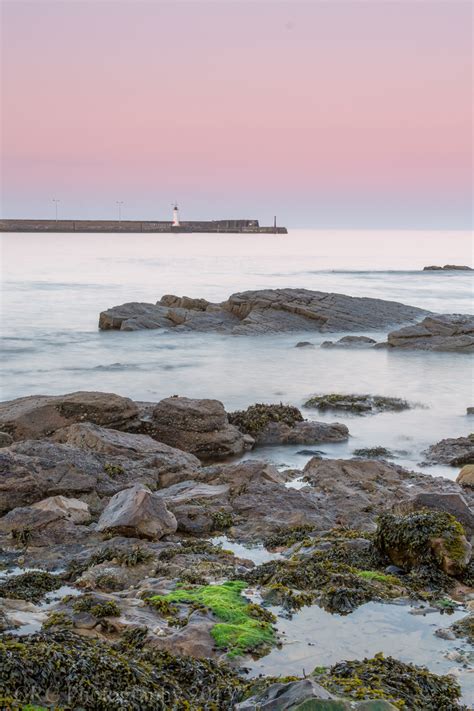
[228,403,304,438]
[356,571,400,585]
[72,596,120,618]
[150,581,276,657]
[0,572,62,603]
[0,630,248,709]
[315,652,463,710]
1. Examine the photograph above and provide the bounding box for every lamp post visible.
[52,199,60,222]
[116,201,124,224]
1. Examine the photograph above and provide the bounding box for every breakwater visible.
[0,218,287,234]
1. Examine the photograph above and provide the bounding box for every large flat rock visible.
[386,314,474,352]
[99,288,429,335]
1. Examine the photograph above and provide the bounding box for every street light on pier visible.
[116,201,124,223]
[52,199,60,222]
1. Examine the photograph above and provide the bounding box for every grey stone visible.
[96,484,177,540]
[386,314,474,352]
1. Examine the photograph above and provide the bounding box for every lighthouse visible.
[172,203,180,227]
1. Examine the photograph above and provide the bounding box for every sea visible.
[1,228,474,702]
[1,229,473,479]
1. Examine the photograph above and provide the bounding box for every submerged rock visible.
[99,288,429,335]
[96,484,177,540]
[422,434,474,466]
[423,264,473,271]
[386,314,474,352]
[352,447,394,459]
[228,403,348,445]
[0,391,139,441]
[303,394,411,414]
[321,335,377,349]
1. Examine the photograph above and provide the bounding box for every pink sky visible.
[1,1,472,227]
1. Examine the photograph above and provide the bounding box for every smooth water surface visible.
[1,229,473,480]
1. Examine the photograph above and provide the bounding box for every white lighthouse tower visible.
[172,203,180,227]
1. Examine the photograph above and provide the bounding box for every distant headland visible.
[0,217,287,234]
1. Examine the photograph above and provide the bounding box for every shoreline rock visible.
[423,264,472,271]
[386,314,474,353]
[99,288,429,335]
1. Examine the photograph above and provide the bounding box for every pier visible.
[0,218,287,234]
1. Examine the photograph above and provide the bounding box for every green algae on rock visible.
[228,403,304,437]
[375,510,471,577]
[0,630,248,710]
[314,653,465,710]
[0,571,62,603]
[150,580,276,657]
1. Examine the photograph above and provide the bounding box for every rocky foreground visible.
[0,390,473,709]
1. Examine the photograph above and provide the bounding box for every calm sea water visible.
[1,229,473,479]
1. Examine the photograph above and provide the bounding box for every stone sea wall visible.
[0,218,288,234]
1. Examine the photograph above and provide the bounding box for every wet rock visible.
[235,678,337,710]
[393,492,474,538]
[31,495,91,524]
[386,314,474,352]
[353,447,394,459]
[422,435,474,466]
[0,391,139,441]
[301,458,467,532]
[146,396,248,461]
[96,484,177,540]
[303,394,411,414]
[157,480,231,534]
[295,341,314,347]
[0,505,83,546]
[228,403,348,445]
[100,288,429,335]
[321,335,377,349]
[467,407,474,415]
[375,510,472,576]
[0,432,13,448]
[423,264,473,271]
[0,434,198,515]
[457,464,474,488]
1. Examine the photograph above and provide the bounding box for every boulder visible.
[228,403,348,445]
[99,288,429,335]
[392,492,474,537]
[422,435,474,466]
[146,397,248,461]
[52,422,199,470]
[457,465,474,488]
[321,335,377,349]
[235,678,337,710]
[0,391,139,441]
[375,510,472,576]
[31,495,91,524]
[157,480,232,534]
[386,314,474,352]
[467,407,474,415]
[96,484,177,540]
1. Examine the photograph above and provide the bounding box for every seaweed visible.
[0,630,248,710]
[65,545,154,580]
[228,403,304,437]
[0,572,62,603]
[72,596,120,618]
[315,652,464,710]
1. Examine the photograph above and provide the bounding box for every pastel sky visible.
[1,0,472,228]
